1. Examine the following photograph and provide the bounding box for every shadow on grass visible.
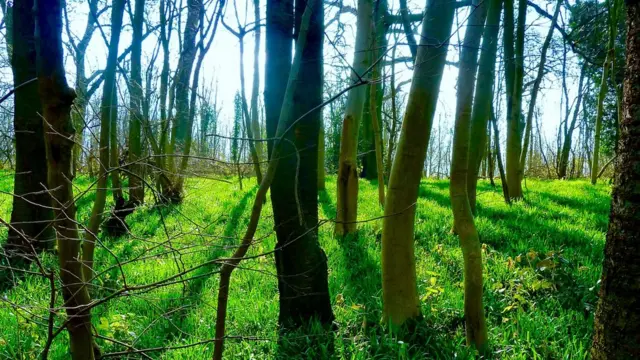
[127,187,256,354]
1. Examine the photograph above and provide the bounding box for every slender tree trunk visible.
[591,2,640,356]
[82,0,125,282]
[35,0,95,357]
[519,0,561,182]
[370,1,386,206]
[450,0,488,348]
[335,0,373,236]
[109,88,123,202]
[398,0,417,61]
[592,0,620,185]
[318,121,326,190]
[503,0,526,199]
[381,0,455,326]
[491,111,510,204]
[6,0,54,258]
[251,0,263,163]
[128,0,145,205]
[558,64,587,179]
[166,0,201,201]
[238,36,264,184]
[466,0,499,214]
[385,44,399,180]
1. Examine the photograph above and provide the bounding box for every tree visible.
[81,0,126,283]
[35,0,95,356]
[591,0,621,185]
[518,0,562,182]
[5,0,54,259]
[165,0,201,201]
[467,0,503,213]
[128,0,146,205]
[503,0,526,199]
[267,0,334,327]
[381,0,455,326]
[335,0,373,236]
[558,63,587,179]
[590,0,640,356]
[449,0,489,348]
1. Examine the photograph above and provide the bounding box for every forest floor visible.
[0,172,611,359]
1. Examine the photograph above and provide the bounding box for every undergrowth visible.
[0,173,610,359]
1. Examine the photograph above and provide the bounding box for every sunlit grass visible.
[0,174,610,359]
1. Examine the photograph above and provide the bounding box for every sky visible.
[3,0,584,152]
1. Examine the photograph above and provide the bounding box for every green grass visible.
[0,174,610,359]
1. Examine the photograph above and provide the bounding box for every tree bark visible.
[466,0,500,214]
[503,0,526,199]
[6,0,54,258]
[591,2,640,356]
[381,0,455,326]
[267,0,334,327]
[450,0,489,348]
[335,0,373,236]
[265,0,294,157]
[35,0,95,357]
[128,0,145,205]
[167,0,201,201]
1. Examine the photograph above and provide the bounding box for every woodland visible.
[0,0,639,358]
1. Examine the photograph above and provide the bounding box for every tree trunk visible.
[591,2,640,356]
[265,0,293,157]
[450,0,489,348]
[6,0,54,259]
[267,0,334,327]
[238,35,264,184]
[167,0,201,201]
[491,111,510,204]
[82,0,125,280]
[466,0,500,214]
[519,0,561,182]
[385,44,399,180]
[335,0,373,236]
[558,64,587,179]
[109,87,123,202]
[128,0,145,205]
[591,0,620,185]
[318,121,326,190]
[381,0,455,326]
[35,0,95,357]
[251,0,263,165]
[503,0,526,199]
[370,0,386,206]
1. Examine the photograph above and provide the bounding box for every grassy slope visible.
[0,174,610,359]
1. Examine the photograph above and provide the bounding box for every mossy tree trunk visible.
[450,0,489,348]
[591,2,640,356]
[6,0,54,259]
[335,0,373,236]
[381,0,455,326]
[35,0,95,357]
